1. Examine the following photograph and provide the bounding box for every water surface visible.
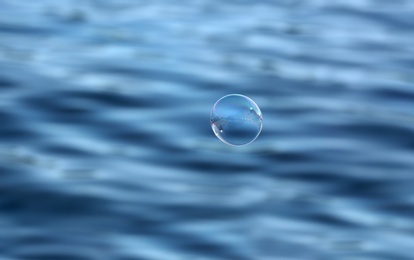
[1,0,414,259]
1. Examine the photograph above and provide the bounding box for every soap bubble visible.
[210,94,263,146]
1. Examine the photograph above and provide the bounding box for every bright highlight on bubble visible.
[210,94,263,146]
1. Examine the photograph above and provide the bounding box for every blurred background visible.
[1,0,414,259]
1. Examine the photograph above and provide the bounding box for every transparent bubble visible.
[210,94,263,146]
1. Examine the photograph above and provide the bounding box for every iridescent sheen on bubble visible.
[210,94,263,146]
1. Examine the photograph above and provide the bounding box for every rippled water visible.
[1,0,414,259]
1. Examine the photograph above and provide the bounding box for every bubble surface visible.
[210,94,263,146]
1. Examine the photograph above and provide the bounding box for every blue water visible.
[1,1,414,259]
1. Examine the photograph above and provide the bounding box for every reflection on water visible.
[1,0,414,259]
